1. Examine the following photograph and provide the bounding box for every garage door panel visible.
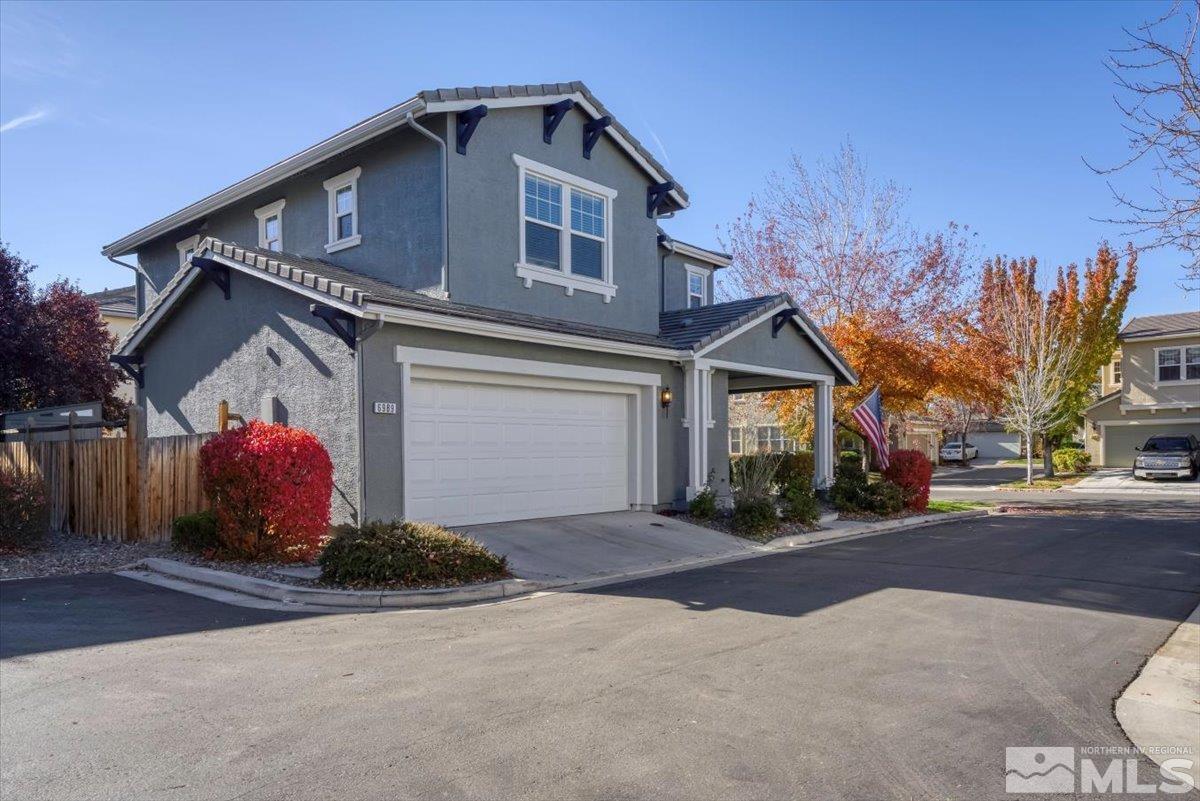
[407,378,631,526]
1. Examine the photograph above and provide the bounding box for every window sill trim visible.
[325,235,362,254]
[514,262,617,302]
[1151,379,1200,388]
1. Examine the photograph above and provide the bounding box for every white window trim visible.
[254,198,286,251]
[176,235,200,267]
[685,264,710,308]
[512,154,618,302]
[323,166,362,253]
[1153,345,1200,386]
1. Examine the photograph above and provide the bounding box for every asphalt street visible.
[2,501,1198,800]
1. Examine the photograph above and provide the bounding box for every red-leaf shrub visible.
[882,449,933,512]
[199,421,333,561]
[0,468,48,551]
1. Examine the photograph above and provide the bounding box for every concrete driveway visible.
[461,511,757,582]
[1070,467,1200,496]
[931,460,1038,487]
[3,502,1198,800]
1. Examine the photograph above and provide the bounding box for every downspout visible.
[405,112,449,298]
[106,254,152,410]
[658,233,676,314]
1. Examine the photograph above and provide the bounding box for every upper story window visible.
[254,199,286,252]
[1111,360,1122,385]
[685,265,709,309]
[1156,346,1200,383]
[323,167,361,253]
[176,235,200,267]
[513,155,617,302]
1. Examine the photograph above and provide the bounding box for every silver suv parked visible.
[1133,434,1200,480]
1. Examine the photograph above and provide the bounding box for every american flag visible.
[851,387,890,470]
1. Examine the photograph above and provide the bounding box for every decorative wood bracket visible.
[771,308,799,338]
[110,354,144,388]
[582,116,611,159]
[646,181,675,218]
[456,104,488,155]
[543,99,575,144]
[191,256,230,300]
[310,304,357,352]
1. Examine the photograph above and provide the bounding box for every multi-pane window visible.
[1112,360,1121,385]
[755,426,796,453]
[323,166,361,253]
[570,189,605,279]
[687,270,707,308]
[729,428,743,455]
[255,199,285,252]
[524,175,562,269]
[1154,347,1200,382]
[514,156,617,300]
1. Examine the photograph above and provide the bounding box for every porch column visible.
[684,363,712,500]
[814,379,835,489]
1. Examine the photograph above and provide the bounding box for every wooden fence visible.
[0,408,212,542]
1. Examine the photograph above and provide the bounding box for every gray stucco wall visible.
[139,275,361,524]
[358,322,696,520]
[707,317,836,377]
[443,105,662,334]
[134,124,443,314]
[661,251,716,313]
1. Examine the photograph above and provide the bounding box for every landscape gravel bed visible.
[0,531,172,580]
[674,512,820,544]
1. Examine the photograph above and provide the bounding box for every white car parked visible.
[939,441,978,462]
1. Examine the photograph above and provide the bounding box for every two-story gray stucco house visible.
[102,82,857,526]
[1082,311,1200,467]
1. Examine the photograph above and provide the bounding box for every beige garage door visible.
[1103,421,1200,467]
[405,378,630,526]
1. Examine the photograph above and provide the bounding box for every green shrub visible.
[688,485,718,520]
[319,519,510,589]
[780,481,820,524]
[831,459,870,512]
[840,450,862,463]
[0,469,48,551]
[863,480,906,515]
[775,451,815,493]
[731,453,782,502]
[732,496,778,539]
[171,510,220,554]
[1052,448,1091,474]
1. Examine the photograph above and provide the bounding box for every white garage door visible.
[406,378,630,526]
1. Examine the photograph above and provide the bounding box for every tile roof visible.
[419,82,686,203]
[119,240,676,353]
[87,285,136,316]
[659,295,787,349]
[1120,311,1200,339]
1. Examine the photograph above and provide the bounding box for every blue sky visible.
[0,0,1191,321]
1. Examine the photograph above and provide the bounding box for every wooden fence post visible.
[124,406,143,540]
[67,411,77,534]
[218,400,229,433]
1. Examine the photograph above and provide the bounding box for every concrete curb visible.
[761,508,992,549]
[129,510,994,611]
[1115,601,1200,772]
[131,558,543,609]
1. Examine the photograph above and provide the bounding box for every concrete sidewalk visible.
[1116,602,1200,774]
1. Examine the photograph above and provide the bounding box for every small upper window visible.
[176,235,200,267]
[686,265,709,309]
[254,199,286,252]
[323,167,361,253]
[1111,360,1121,385]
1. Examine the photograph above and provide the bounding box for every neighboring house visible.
[102,82,857,526]
[894,417,941,464]
[727,394,801,455]
[963,419,1021,459]
[87,285,138,403]
[1082,311,1200,467]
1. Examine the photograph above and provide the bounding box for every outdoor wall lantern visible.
[660,387,673,411]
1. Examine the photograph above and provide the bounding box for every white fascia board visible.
[671,241,731,267]
[395,346,661,387]
[102,97,427,257]
[1099,416,1200,427]
[697,358,834,385]
[427,93,687,209]
[363,301,683,360]
[1119,332,1200,343]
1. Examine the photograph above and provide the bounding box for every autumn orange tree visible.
[722,142,976,443]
